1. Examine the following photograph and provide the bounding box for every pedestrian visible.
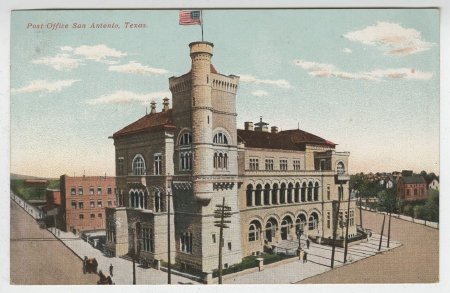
[299,249,305,262]
[109,263,114,277]
[83,256,87,274]
[306,239,310,249]
[303,251,308,263]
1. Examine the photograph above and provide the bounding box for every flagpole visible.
[200,10,204,41]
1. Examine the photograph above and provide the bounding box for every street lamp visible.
[166,187,172,284]
[296,225,304,252]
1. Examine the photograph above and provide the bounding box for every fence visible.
[11,191,44,219]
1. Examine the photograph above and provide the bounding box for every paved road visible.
[10,200,98,285]
[299,209,439,283]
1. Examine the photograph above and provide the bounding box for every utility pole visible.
[359,195,363,228]
[330,188,342,269]
[132,228,136,284]
[167,189,172,284]
[343,187,352,263]
[378,213,386,251]
[214,197,232,284]
[387,211,392,248]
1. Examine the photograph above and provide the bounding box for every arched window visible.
[309,212,319,231]
[218,153,224,169]
[314,182,319,201]
[213,153,218,169]
[272,183,279,205]
[214,152,229,170]
[213,132,229,144]
[138,191,144,209]
[154,191,162,212]
[246,184,253,207]
[307,182,313,201]
[248,220,261,242]
[265,218,278,242]
[179,132,192,145]
[281,216,293,240]
[294,183,300,203]
[224,153,228,169]
[296,214,307,232]
[280,183,286,204]
[337,161,345,175]
[132,154,146,175]
[264,184,271,205]
[144,191,148,209]
[255,184,262,206]
[301,182,307,202]
[180,152,192,171]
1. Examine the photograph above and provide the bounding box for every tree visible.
[403,204,414,217]
[413,205,426,220]
[423,189,439,222]
[377,189,397,248]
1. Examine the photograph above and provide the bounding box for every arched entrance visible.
[265,218,278,243]
[281,216,293,240]
[309,212,319,231]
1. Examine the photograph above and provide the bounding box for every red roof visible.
[210,64,218,74]
[237,129,335,151]
[113,110,176,138]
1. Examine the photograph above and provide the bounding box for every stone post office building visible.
[105,41,356,275]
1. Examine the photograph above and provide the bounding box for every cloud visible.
[343,48,353,54]
[251,90,269,97]
[32,54,83,71]
[87,90,171,105]
[293,59,432,81]
[71,44,126,63]
[239,74,291,88]
[11,79,79,94]
[343,22,434,56]
[109,61,168,75]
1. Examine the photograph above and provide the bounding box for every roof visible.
[237,129,336,151]
[210,64,218,74]
[400,175,426,184]
[113,109,176,138]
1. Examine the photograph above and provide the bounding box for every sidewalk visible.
[50,229,199,284]
[223,234,401,284]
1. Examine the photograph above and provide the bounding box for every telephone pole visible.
[343,188,352,263]
[167,189,172,284]
[214,197,232,284]
[378,213,386,251]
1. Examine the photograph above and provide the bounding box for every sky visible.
[10,9,440,178]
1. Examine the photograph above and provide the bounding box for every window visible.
[98,200,102,208]
[301,183,306,202]
[327,186,330,200]
[154,154,162,175]
[107,187,112,195]
[326,212,331,229]
[117,157,124,175]
[414,189,418,196]
[180,152,192,171]
[228,242,232,251]
[132,154,146,175]
[78,186,84,195]
[142,228,154,252]
[71,200,77,209]
[70,187,76,195]
[314,182,319,201]
[90,201,95,208]
[78,202,84,209]
[89,187,95,195]
[98,213,102,218]
[213,132,228,144]
[180,232,193,253]
[265,159,274,170]
[214,152,228,170]
[280,159,288,171]
[212,233,216,244]
[337,162,345,175]
[179,132,192,145]
[293,160,302,171]
[248,223,260,242]
[349,210,354,226]
[154,191,162,212]
[107,220,116,243]
[249,158,259,170]
[97,187,102,195]
[307,182,313,201]
[90,214,95,219]
[246,184,253,207]
[79,214,84,219]
[108,201,112,207]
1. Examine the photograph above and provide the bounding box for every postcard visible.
[7,7,440,287]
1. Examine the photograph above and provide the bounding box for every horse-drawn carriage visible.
[83,256,98,274]
[97,270,113,285]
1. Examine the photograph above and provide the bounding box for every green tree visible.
[413,205,426,220]
[377,189,397,213]
[403,204,414,217]
[423,189,439,222]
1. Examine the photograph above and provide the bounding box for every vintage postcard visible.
[7,6,441,288]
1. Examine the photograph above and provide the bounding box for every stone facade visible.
[105,41,356,275]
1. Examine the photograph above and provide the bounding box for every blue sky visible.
[10,9,439,177]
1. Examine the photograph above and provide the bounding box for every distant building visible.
[60,175,117,233]
[379,177,395,189]
[427,178,439,191]
[397,175,427,201]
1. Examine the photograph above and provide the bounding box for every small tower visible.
[190,41,214,203]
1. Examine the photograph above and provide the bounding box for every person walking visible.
[303,251,308,263]
[83,256,87,274]
[306,239,310,249]
[109,263,114,277]
[299,249,305,262]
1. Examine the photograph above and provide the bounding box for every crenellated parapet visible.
[169,73,192,94]
[211,74,239,94]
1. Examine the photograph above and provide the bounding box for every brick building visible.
[105,41,356,275]
[397,175,428,201]
[60,175,116,233]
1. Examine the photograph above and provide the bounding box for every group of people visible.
[82,256,115,285]
[298,238,310,263]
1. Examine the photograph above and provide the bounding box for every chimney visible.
[271,126,279,133]
[162,97,170,112]
[150,100,156,114]
[244,122,254,131]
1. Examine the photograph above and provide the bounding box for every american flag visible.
[179,10,202,25]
